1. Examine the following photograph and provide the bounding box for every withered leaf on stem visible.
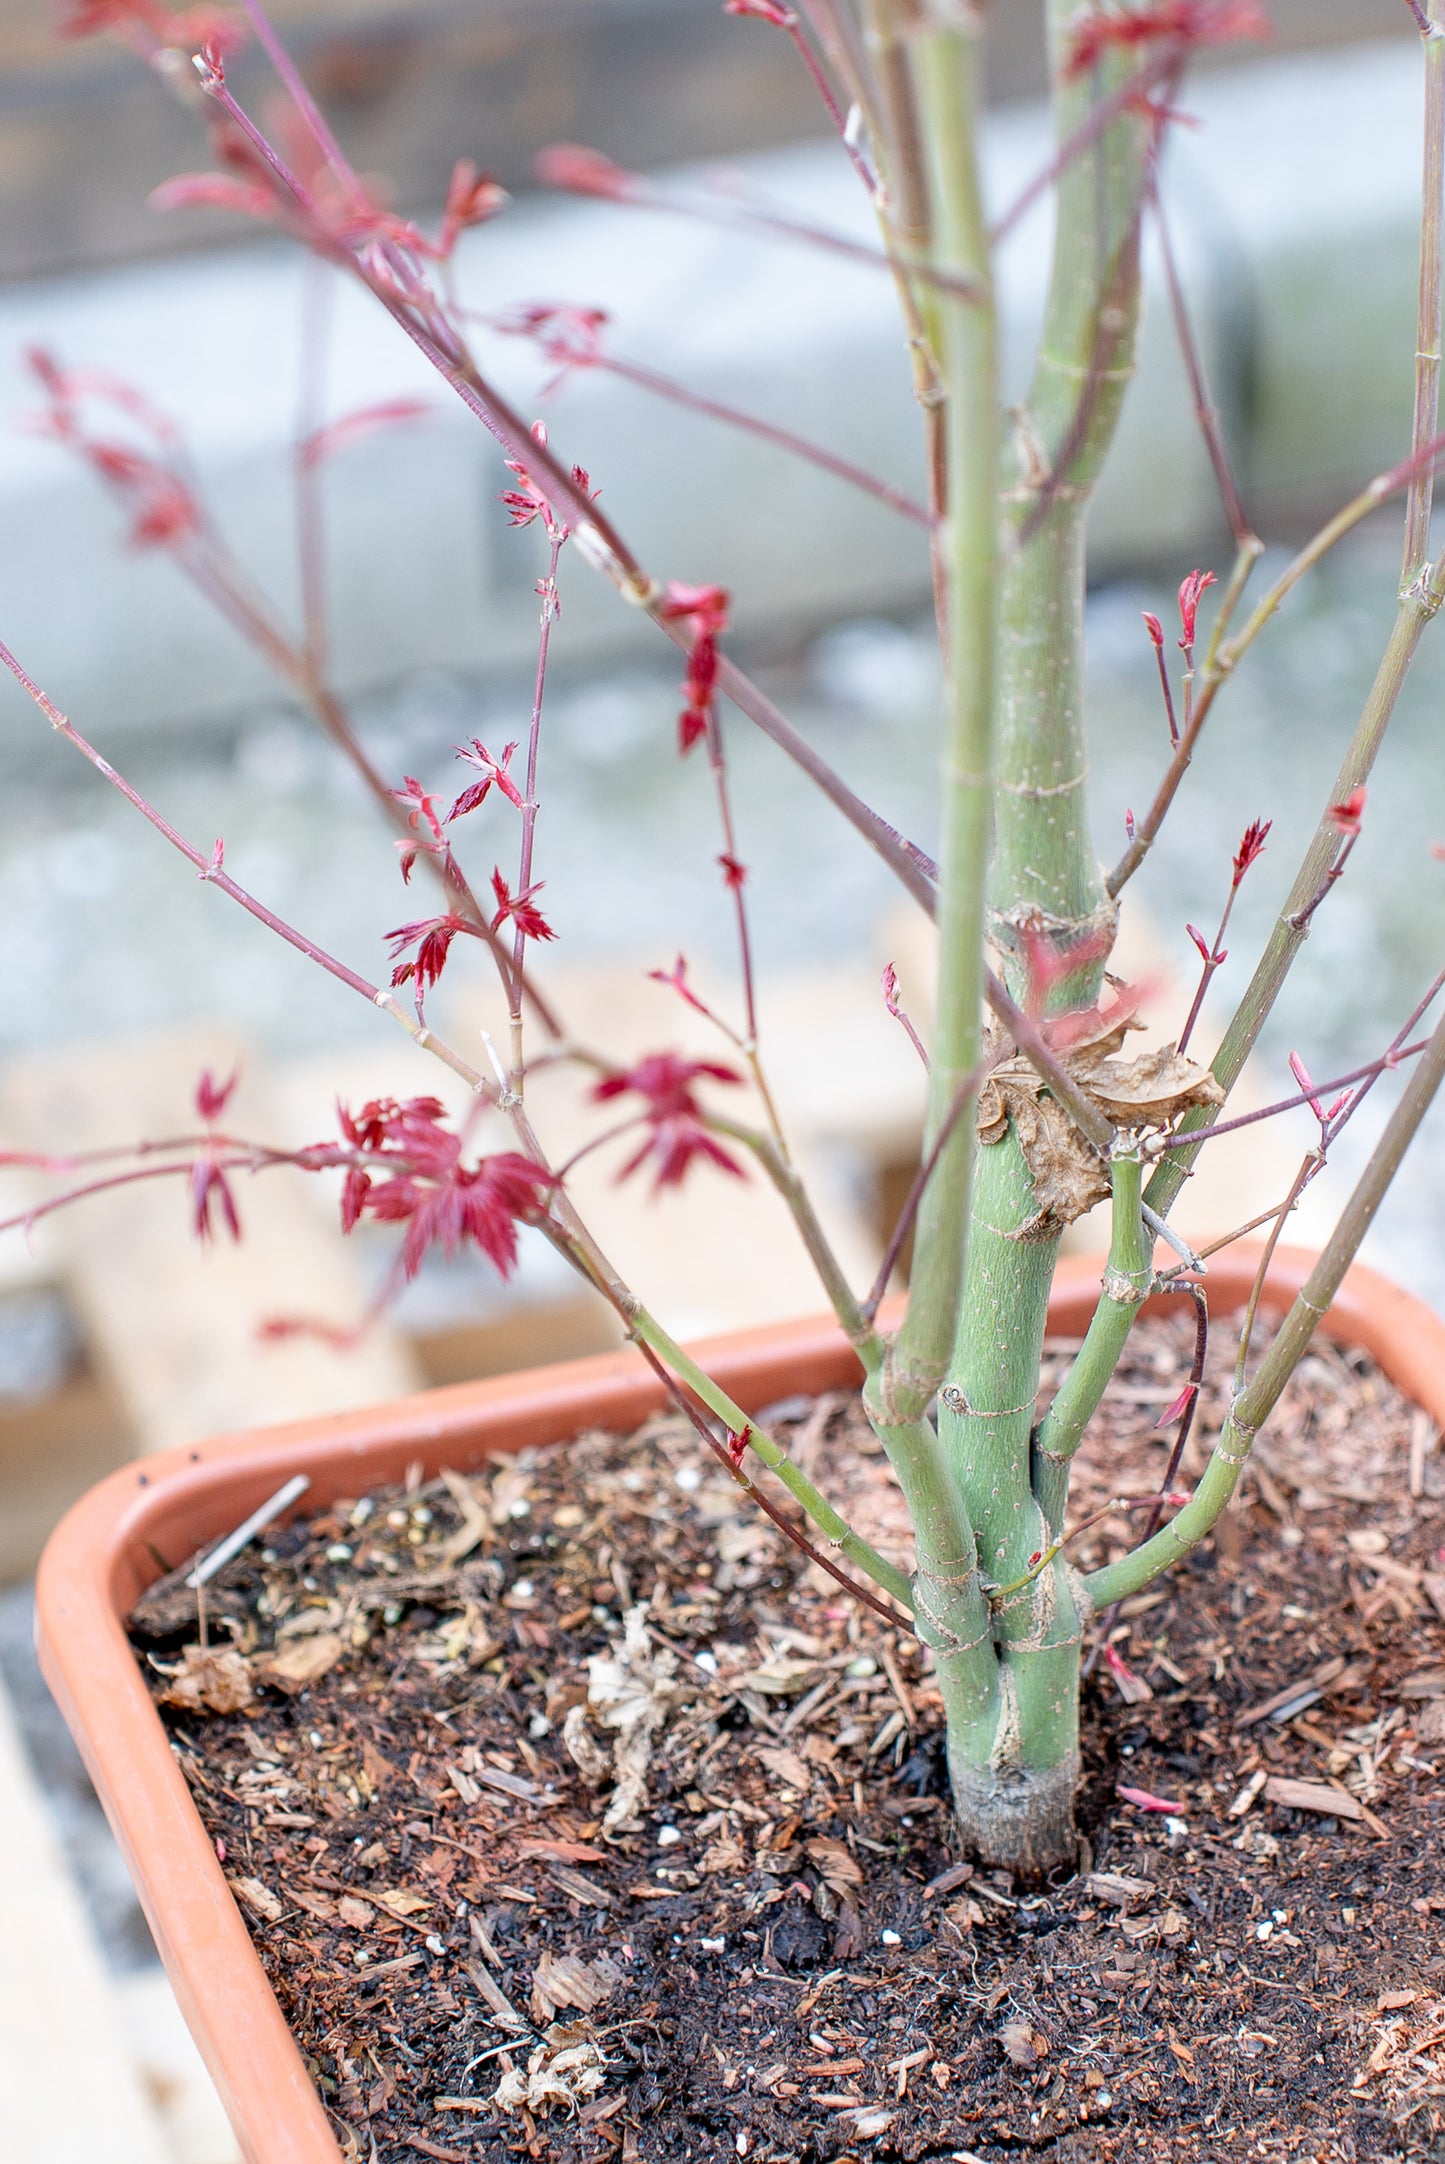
[977,1013,1224,1241]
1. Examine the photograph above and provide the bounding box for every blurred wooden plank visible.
[0,0,1413,279]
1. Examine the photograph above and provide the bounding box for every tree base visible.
[949,1751,1081,1878]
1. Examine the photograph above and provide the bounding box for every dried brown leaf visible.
[155,1644,255,1715]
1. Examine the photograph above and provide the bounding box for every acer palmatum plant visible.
[6,0,1445,1875]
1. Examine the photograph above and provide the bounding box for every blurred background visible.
[1,4,1443,2159]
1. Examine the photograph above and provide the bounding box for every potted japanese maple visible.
[10,0,1445,2156]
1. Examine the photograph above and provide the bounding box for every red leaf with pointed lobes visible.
[194,1064,239,1123]
[647,954,712,1019]
[1176,566,1217,649]
[1328,786,1367,838]
[490,868,557,943]
[393,775,446,843]
[447,738,523,822]
[592,1052,745,1192]
[1232,816,1271,885]
[330,1095,557,1279]
[385,914,471,1009]
[1141,610,1165,649]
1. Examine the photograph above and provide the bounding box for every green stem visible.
[1089,1006,1445,1607]
[1033,1151,1151,1532]
[883,9,997,1428]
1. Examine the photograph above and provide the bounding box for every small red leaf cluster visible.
[448,739,523,824]
[500,419,593,542]
[490,869,556,944]
[1232,816,1271,886]
[1063,1,1268,80]
[331,1095,557,1279]
[660,583,730,754]
[592,1052,744,1190]
[500,304,610,389]
[385,914,471,1012]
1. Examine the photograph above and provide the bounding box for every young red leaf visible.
[437,159,508,256]
[592,1051,745,1192]
[1232,816,1272,885]
[726,1422,755,1470]
[646,954,713,1020]
[194,1064,239,1123]
[1154,1381,1198,1430]
[385,913,470,1009]
[447,739,523,822]
[1141,610,1165,649]
[490,868,557,943]
[1176,566,1217,650]
[718,851,747,890]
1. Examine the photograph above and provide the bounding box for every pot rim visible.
[34,1245,1445,2163]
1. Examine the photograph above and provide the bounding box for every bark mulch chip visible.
[129,1309,1445,2162]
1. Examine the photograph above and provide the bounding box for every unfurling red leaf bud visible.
[1176,567,1217,650]
[1232,816,1272,886]
[1141,611,1164,649]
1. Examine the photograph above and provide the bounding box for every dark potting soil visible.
[129,1309,1445,2164]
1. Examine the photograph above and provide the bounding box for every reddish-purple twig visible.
[1150,178,1255,547]
[488,318,930,528]
[1177,817,1270,1055]
[1148,1035,1433,1152]
[989,47,1181,247]
[534,145,983,301]
[627,1331,910,1629]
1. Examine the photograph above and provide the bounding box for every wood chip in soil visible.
[129,1310,1445,2161]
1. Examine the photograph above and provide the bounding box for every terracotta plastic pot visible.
[35,1246,1445,2164]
